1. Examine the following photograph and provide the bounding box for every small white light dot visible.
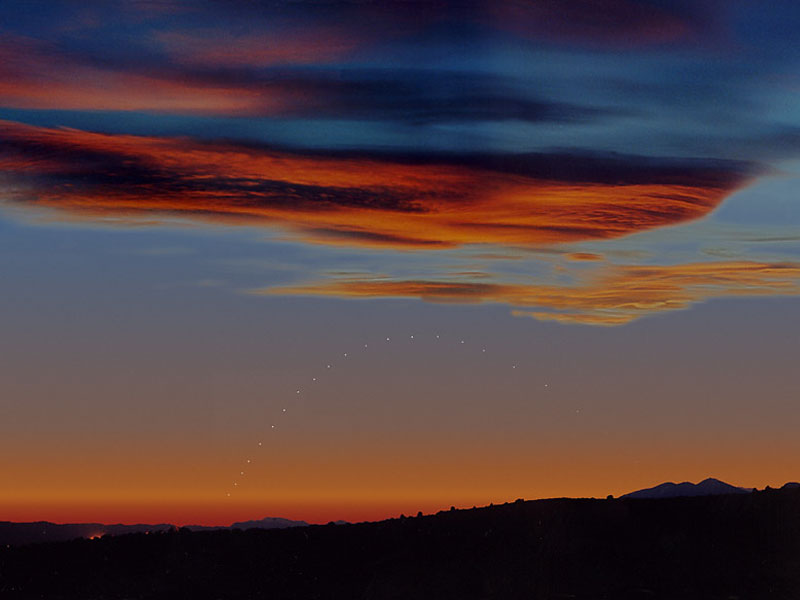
[410,335,414,339]
[234,483,238,486]
[246,460,250,463]
[327,364,331,369]
[240,472,244,475]
[282,408,286,412]
[258,442,262,446]
[364,344,368,348]
[227,493,231,497]
[271,425,275,429]
[386,337,390,341]
[344,353,347,357]
[296,390,301,394]
[512,365,517,369]
[460,340,465,344]
[482,348,486,353]
[436,335,440,339]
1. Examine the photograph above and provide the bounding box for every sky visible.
[1,0,799,526]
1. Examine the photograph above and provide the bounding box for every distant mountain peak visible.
[1,516,312,546]
[622,478,754,499]
[181,517,310,532]
[230,517,309,530]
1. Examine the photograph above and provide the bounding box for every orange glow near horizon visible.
[4,468,798,527]
[3,430,799,526]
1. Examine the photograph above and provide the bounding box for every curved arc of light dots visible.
[225,333,550,497]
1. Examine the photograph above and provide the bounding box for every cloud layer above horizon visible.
[2,0,800,325]
[261,261,800,325]
[0,119,756,250]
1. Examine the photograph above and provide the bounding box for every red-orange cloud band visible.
[0,120,753,250]
[260,261,800,325]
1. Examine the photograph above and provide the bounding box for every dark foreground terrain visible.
[2,488,800,599]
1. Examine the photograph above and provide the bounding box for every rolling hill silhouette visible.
[2,486,799,599]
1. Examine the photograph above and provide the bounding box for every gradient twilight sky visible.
[1,0,800,526]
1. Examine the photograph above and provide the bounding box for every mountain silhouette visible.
[0,517,311,546]
[622,477,754,499]
[185,517,309,532]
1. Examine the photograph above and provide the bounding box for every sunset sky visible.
[2,0,800,526]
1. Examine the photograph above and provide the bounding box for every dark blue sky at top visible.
[1,0,799,163]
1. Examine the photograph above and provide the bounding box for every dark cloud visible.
[276,146,758,188]
[234,69,613,124]
[170,0,725,48]
[484,0,726,47]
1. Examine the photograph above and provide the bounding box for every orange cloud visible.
[0,33,353,115]
[259,261,800,325]
[567,252,604,261]
[0,120,753,250]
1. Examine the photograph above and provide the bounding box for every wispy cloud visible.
[258,261,800,325]
[127,0,720,49]
[0,33,285,114]
[485,0,716,47]
[152,28,358,68]
[0,33,615,122]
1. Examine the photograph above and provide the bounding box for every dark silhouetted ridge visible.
[2,487,800,599]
